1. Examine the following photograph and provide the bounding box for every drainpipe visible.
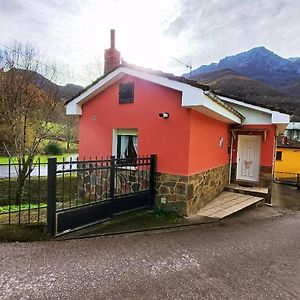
[229,123,244,184]
[272,126,278,182]
[229,133,234,184]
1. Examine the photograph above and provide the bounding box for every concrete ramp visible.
[197,192,264,219]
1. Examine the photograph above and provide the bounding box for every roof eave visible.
[65,66,242,124]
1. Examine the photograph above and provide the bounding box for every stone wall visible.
[259,166,273,188]
[230,163,273,188]
[156,164,229,216]
[78,166,150,202]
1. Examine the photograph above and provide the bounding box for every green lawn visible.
[0,203,47,213]
[65,209,186,238]
[0,154,77,164]
[38,139,78,153]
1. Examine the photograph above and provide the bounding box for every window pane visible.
[119,82,134,103]
[116,134,138,162]
[276,151,282,161]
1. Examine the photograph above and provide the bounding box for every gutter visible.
[203,91,245,121]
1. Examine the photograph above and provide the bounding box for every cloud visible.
[0,0,299,84]
[165,0,300,67]
[0,0,91,83]
[0,0,179,84]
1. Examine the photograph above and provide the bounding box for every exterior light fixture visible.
[159,112,169,119]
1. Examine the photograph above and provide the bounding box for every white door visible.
[236,135,261,182]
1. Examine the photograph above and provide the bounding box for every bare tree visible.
[83,56,103,83]
[0,42,60,204]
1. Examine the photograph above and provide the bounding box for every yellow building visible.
[274,140,300,182]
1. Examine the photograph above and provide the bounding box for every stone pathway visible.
[196,191,263,219]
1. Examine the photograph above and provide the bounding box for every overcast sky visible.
[0,0,299,86]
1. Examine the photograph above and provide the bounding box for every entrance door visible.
[236,135,261,182]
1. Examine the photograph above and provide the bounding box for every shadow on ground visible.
[61,182,300,240]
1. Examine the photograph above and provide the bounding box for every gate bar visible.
[149,154,157,209]
[47,157,57,236]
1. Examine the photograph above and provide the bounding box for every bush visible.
[44,142,63,155]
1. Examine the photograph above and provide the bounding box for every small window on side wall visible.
[276,151,282,161]
[119,82,134,103]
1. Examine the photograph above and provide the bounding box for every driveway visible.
[1,207,300,299]
[272,182,300,210]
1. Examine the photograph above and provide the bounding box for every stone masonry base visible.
[230,164,273,188]
[156,165,229,216]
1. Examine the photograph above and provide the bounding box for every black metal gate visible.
[47,155,156,236]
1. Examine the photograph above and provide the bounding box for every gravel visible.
[1,208,300,299]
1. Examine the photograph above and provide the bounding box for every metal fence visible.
[47,155,157,235]
[0,155,157,231]
[0,158,48,225]
[273,171,300,190]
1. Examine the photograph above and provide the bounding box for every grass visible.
[0,208,187,242]
[0,154,77,164]
[0,205,47,226]
[45,122,65,134]
[0,224,52,242]
[67,208,187,238]
[0,208,186,242]
[0,203,47,213]
[38,139,78,153]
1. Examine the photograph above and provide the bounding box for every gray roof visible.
[286,122,300,130]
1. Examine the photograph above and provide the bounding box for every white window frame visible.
[112,128,138,158]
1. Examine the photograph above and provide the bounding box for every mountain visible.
[60,83,83,100]
[14,69,83,101]
[192,69,298,116]
[187,47,300,120]
[1,68,83,126]
[188,47,300,88]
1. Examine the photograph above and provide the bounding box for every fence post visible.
[109,156,116,215]
[149,154,157,209]
[47,158,57,236]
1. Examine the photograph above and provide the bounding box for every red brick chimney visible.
[104,29,121,74]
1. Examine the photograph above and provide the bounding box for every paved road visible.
[0,155,77,178]
[1,208,300,300]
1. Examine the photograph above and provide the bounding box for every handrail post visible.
[149,154,157,209]
[47,158,57,236]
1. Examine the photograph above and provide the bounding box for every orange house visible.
[66,31,289,216]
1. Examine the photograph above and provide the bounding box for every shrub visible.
[44,142,63,155]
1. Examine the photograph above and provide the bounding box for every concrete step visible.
[225,184,269,200]
[196,191,264,219]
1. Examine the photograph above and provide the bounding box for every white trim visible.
[65,66,241,123]
[219,95,272,114]
[185,93,242,124]
[236,135,261,182]
[66,66,289,127]
[218,95,290,125]
[271,111,290,124]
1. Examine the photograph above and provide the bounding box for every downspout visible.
[228,133,234,184]
[271,126,278,184]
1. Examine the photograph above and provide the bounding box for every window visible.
[117,135,138,159]
[113,129,138,165]
[119,82,134,103]
[276,151,282,161]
